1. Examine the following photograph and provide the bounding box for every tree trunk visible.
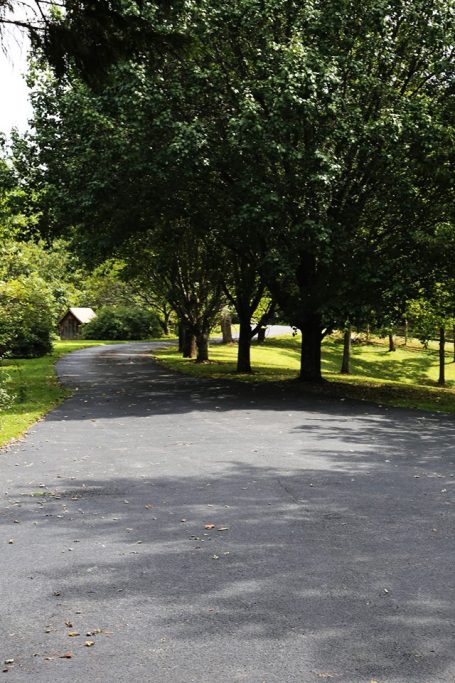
[388,333,395,352]
[178,321,184,353]
[453,325,455,362]
[438,326,445,386]
[237,319,252,373]
[160,309,171,336]
[195,331,209,362]
[221,311,233,344]
[299,315,323,382]
[340,322,351,374]
[182,327,196,358]
[257,326,266,344]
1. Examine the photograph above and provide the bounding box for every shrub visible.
[0,276,54,358]
[82,306,162,340]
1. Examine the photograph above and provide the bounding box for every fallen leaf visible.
[68,632,80,637]
[217,527,229,531]
[65,621,73,628]
[144,504,155,509]
[59,652,73,659]
[85,641,95,647]
[204,524,215,529]
[8,539,14,544]
[4,660,14,665]
[211,554,219,560]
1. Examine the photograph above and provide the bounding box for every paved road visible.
[1,343,454,683]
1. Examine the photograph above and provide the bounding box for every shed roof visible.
[66,307,97,324]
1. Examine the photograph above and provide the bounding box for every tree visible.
[408,285,455,386]
[223,252,275,373]
[125,226,225,362]
[20,1,455,384]
[0,1,186,83]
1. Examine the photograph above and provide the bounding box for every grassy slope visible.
[0,340,120,448]
[154,335,455,414]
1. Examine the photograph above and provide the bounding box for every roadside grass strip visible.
[0,340,120,448]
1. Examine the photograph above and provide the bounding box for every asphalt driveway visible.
[1,342,454,682]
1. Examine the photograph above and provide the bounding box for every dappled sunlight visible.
[2,343,455,681]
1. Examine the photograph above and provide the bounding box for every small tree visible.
[407,285,455,386]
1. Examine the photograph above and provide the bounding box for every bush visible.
[0,276,54,358]
[82,306,162,340]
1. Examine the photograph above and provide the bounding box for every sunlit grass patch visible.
[154,334,455,414]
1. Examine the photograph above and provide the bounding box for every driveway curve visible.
[1,342,454,683]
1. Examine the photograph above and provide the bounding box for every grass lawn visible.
[154,334,455,414]
[0,340,124,448]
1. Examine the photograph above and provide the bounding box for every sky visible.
[0,22,33,135]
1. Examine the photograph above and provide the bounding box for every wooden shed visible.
[58,307,96,340]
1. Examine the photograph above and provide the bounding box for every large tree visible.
[20,0,454,382]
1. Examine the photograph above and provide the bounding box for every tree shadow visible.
[3,344,455,679]
[3,455,455,682]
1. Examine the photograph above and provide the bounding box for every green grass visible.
[0,340,124,448]
[154,334,455,414]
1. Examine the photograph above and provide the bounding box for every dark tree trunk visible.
[404,318,408,346]
[299,315,323,382]
[237,319,252,373]
[438,326,445,386]
[257,326,266,344]
[196,331,209,362]
[221,311,233,344]
[182,327,196,358]
[453,325,455,362]
[388,333,395,352]
[340,323,351,374]
[178,321,184,353]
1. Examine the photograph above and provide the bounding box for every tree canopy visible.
[11,0,455,377]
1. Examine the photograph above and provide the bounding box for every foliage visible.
[0,236,85,318]
[82,305,162,340]
[408,284,455,348]
[13,0,455,380]
[81,259,139,309]
[0,274,54,357]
